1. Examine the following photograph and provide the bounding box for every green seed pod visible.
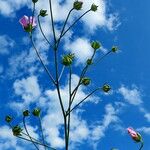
[5,116,12,123]
[12,125,23,136]
[81,77,91,86]
[32,0,38,3]
[23,110,30,117]
[102,84,111,93]
[62,54,75,66]
[112,46,118,53]
[73,1,83,10]
[32,108,41,117]
[40,9,48,17]
[91,41,101,50]
[91,4,98,12]
[86,59,93,65]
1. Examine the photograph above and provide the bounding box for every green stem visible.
[58,66,65,81]
[37,15,53,48]
[23,117,39,150]
[30,35,56,85]
[61,9,91,38]
[67,88,100,115]
[17,136,56,150]
[139,141,144,150]
[49,0,57,44]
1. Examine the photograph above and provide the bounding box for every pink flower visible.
[19,15,37,32]
[127,127,141,142]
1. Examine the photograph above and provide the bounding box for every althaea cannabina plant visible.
[5,0,143,150]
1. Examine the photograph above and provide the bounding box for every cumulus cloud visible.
[10,76,41,110]
[0,35,15,55]
[118,85,142,105]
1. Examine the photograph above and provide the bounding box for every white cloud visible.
[11,76,41,110]
[64,37,93,64]
[118,85,142,105]
[137,127,150,135]
[0,0,30,17]
[0,35,15,55]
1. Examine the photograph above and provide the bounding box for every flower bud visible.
[112,46,118,53]
[91,4,98,12]
[32,108,41,117]
[73,1,83,10]
[127,127,142,143]
[32,0,38,3]
[62,54,75,66]
[102,84,111,93]
[12,125,23,136]
[5,116,12,123]
[40,9,48,17]
[23,110,30,117]
[81,77,91,86]
[91,41,101,50]
[87,59,93,65]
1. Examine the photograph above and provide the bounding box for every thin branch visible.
[38,15,53,48]
[139,141,144,150]
[56,8,74,48]
[58,66,65,81]
[49,0,57,44]
[17,136,56,150]
[67,88,100,115]
[30,35,56,85]
[23,117,39,150]
[61,9,91,38]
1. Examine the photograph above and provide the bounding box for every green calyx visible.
[91,4,98,12]
[81,77,91,86]
[73,1,83,10]
[5,115,12,123]
[91,41,101,50]
[24,24,33,33]
[62,53,75,66]
[32,108,41,117]
[12,125,23,136]
[102,84,111,93]
[40,9,48,17]
[23,110,30,117]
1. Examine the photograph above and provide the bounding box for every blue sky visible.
[0,0,150,150]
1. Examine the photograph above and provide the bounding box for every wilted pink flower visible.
[19,15,37,32]
[127,127,142,142]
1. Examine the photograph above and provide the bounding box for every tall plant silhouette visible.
[4,0,126,150]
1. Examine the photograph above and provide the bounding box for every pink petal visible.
[29,17,37,27]
[19,15,29,27]
[127,127,138,138]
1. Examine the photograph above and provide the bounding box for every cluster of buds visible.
[62,53,75,66]
[91,41,101,50]
[81,77,91,86]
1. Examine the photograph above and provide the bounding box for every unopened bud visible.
[73,1,83,10]
[32,108,41,117]
[91,4,98,12]
[23,110,30,117]
[102,84,111,93]
[12,125,23,136]
[62,54,75,66]
[32,0,38,3]
[5,116,12,123]
[81,77,91,86]
[87,59,93,65]
[40,9,48,17]
[91,41,101,50]
[112,46,118,53]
